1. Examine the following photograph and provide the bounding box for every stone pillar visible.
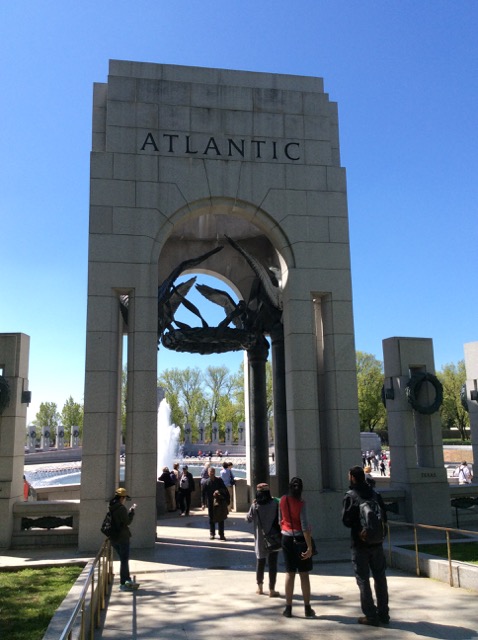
[124,292,158,549]
[27,425,36,452]
[0,333,30,549]
[247,336,270,489]
[382,337,450,525]
[41,426,51,450]
[80,292,123,552]
[198,422,205,444]
[237,422,245,446]
[225,422,233,446]
[211,422,219,445]
[271,327,289,497]
[184,423,192,446]
[57,425,65,450]
[70,426,80,448]
[464,342,478,472]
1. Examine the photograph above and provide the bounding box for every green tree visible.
[438,360,469,440]
[158,367,207,440]
[204,365,235,438]
[231,362,245,416]
[60,396,83,443]
[215,368,246,440]
[33,402,60,444]
[121,365,127,440]
[356,351,386,432]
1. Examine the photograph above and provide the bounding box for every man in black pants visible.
[178,465,195,516]
[342,465,389,626]
[204,466,230,540]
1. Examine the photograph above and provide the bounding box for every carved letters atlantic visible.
[140,132,300,161]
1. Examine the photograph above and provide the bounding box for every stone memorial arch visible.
[79,60,360,550]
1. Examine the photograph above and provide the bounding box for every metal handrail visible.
[387,520,478,587]
[57,539,114,640]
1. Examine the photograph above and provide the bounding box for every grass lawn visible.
[0,565,84,640]
[403,542,478,564]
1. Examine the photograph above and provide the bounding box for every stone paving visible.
[2,510,478,639]
[94,511,478,639]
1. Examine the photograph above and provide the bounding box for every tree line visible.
[31,353,470,444]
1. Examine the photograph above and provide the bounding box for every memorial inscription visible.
[140,132,301,161]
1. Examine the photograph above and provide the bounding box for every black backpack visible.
[100,511,114,537]
[358,493,385,545]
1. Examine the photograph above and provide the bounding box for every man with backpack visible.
[342,465,389,626]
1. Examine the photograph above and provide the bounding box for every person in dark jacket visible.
[342,465,389,626]
[204,466,230,540]
[178,465,195,516]
[109,487,138,591]
[158,466,176,512]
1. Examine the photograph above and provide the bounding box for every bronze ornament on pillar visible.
[405,372,443,415]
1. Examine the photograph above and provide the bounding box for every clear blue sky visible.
[1,1,477,423]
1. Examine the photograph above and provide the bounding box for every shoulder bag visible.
[257,507,282,552]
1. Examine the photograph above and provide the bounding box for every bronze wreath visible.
[161,327,258,354]
[405,372,443,415]
[0,375,11,415]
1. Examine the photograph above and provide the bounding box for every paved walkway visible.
[3,510,478,639]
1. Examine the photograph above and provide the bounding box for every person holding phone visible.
[109,487,139,591]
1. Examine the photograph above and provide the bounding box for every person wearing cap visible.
[178,465,195,516]
[279,477,315,618]
[109,487,138,591]
[246,483,280,597]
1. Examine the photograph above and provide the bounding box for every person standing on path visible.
[109,487,139,591]
[246,483,281,597]
[178,465,195,516]
[204,466,230,540]
[457,461,473,484]
[172,462,180,509]
[279,477,315,619]
[158,467,176,512]
[220,460,235,511]
[200,461,211,509]
[342,465,389,626]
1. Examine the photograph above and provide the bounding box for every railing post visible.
[89,567,95,639]
[445,530,454,587]
[80,599,86,640]
[413,525,420,576]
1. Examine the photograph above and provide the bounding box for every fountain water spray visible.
[157,398,181,476]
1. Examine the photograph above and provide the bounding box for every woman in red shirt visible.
[279,477,315,618]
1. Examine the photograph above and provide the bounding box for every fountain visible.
[157,397,181,476]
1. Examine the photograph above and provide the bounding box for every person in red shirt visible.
[279,477,315,618]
